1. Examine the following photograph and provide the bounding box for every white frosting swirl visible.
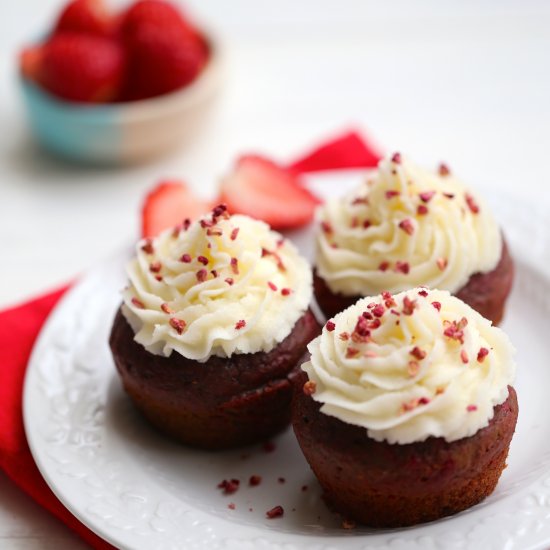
[302,288,515,444]
[316,154,502,296]
[122,209,313,361]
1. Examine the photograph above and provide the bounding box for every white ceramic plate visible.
[23,174,550,550]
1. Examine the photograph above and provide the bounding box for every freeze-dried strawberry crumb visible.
[266,505,284,519]
[249,475,262,486]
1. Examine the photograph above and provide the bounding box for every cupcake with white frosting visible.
[110,205,321,449]
[292,287,518,527]
[314,153,514,323]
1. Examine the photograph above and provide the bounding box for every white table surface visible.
[1,1,550,547]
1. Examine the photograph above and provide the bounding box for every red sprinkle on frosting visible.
[382,291,396,307]
[235,319,246,330]
[160,303,173,314]
[477,347,489,363]
[391,152,402,164]
[395,261,410,275]
[417,204,429,215]
[437,257,448,271]
[225,277,234,286]
[230,257,239,274]
[268,281,278,291]
[321,221,333,234]
[402,396,430,413]
[149,261,162,273]
[467,404,478,412]
[196,269,208,282]
[198,255,209,265]
[141,240,154,254]
[432,301,441,311]
[212,204,228,218]
[372,304,385,318]
[419,191,436,203]
[353,316,371,341]
[379,261,390,272]
[443,320,465,344]
[281,288,291,296]
[230,227,240,241]
[461,349,469,364]
[325,321,336,331]
[180,254,192,263]
[398,218,415,235]
[410,346,426,360]
[131,297,145,309]
[402,296,417,315]
[385,190,401,200]
[438,163,451,176]
[169,317,186,334]
[465,193,480,214]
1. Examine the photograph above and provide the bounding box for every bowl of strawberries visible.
[19,0,222,164]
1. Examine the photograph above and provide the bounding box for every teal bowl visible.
[18,34,223,165]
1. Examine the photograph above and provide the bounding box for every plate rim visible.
[22,185,550,550]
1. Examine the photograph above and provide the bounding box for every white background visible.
[1,0,550,547]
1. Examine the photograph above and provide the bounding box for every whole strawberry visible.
[40,33,125,102]
[121,0,208,100]
[54,0,115,37]
[120,0,198,39]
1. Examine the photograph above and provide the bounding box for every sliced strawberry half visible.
[141,180,212,238]
[219,155,320,230]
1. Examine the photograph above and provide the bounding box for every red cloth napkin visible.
[0,286,115,549]
[0,129,381,549]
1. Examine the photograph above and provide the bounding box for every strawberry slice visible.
[141,180,212,238]
[219,155,320,230]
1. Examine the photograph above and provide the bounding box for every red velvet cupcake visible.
[293,288,518,527]
[110,205,320,449]
[314,154,514,323]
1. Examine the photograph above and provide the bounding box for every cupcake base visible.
[314,238,514,324]
[110,308,321,450]
[292,371,518,527]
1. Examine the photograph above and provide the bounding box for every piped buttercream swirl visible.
[302,288,515,444]
[122,207,313,361]
[316,155,502,296]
